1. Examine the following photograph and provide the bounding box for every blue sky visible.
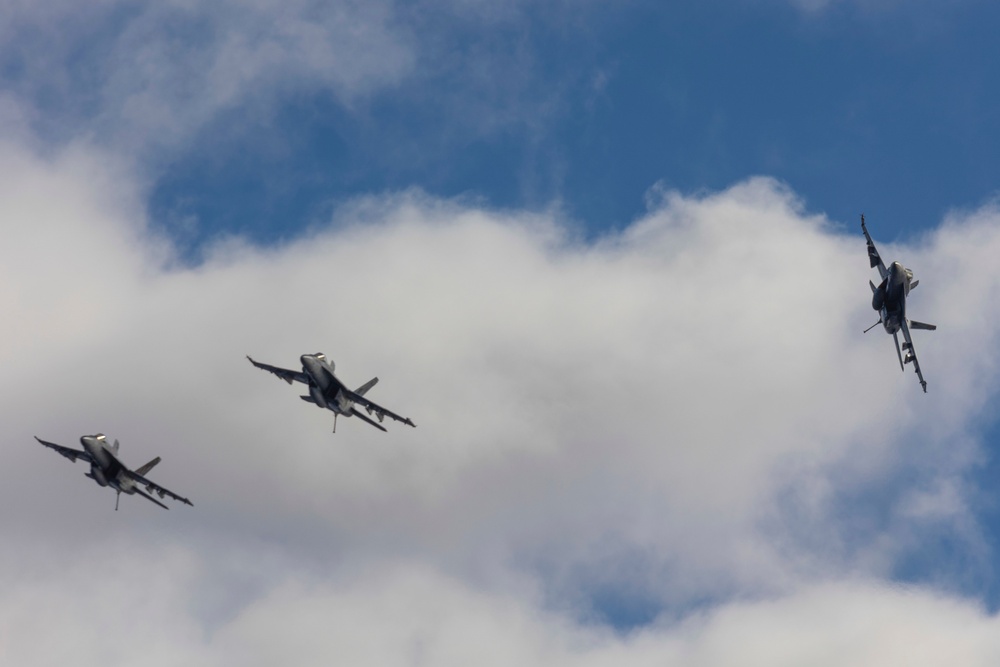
[5,1,1000,663]
[139,0,1000,251]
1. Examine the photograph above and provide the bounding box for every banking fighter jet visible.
[248,353,416,432]
[33,434,193,510]
[862,215,936,392]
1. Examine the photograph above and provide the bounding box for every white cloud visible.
[3,142,1000,662]
[196,572,1000,666]
[4,553,1000,666]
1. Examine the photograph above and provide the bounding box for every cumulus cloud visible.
[2,138,1000,662]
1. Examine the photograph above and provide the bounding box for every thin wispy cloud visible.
[0,1,415,152]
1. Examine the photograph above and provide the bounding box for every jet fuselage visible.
[81,434,137,495]
[874,261,911,334]
[300,354,354,417]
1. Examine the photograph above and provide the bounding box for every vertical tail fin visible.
[355,377,379,396]
[135,457,161,476]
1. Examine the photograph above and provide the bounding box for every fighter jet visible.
[33,434,193,510]
[862,214,937,392]
[247,353,417,432]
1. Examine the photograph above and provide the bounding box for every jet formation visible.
[33,434,193,510]
[862,215,937,392]
[28,217,937,511]
[247,352,417,433]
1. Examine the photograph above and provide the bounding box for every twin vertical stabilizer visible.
[354,377,378,396]
[134,457,161,476]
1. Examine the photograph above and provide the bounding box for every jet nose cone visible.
[303,352,329,365]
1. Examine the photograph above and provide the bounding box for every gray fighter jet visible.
[247,353,417,432]
[862,215,937,392]
[33,434,193,510]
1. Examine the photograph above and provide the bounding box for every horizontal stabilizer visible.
[909,320,937,331]
[135,457,161,476]
[910,279,919,290]
[869,280,877,294]
[300,394,317,404]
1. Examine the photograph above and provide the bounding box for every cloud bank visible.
[3,139,1000,663]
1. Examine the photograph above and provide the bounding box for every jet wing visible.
[345,390,416,428]
[247,356,308,384]
[34,436,94,464]
[899,319,928,393]
[132,487,170,510]
[348,407,388,432]
[122,469,194,507]
[861,215,888,280]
